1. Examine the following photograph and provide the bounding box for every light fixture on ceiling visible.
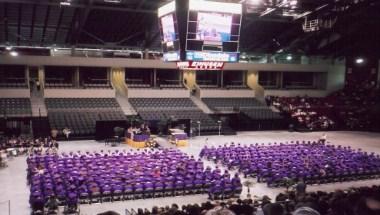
[248,0,261,4]
[60,0,71,6]
[355,58,364,64]
[104,0,122,3]
[286,55,292,60]
[290,0,297,6]
[10,51,18,57]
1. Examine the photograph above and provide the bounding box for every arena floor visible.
[1,131,380,215]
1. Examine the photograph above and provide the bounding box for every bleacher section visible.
[224,84,249,89]
[83,83,112,89]
[129,98,232,135]
[45,83,74,88]
[45,98,126,137]
[0,83,28,88]
[159,83,185,89]
[241,109,282,120]
[202,97,263,112]
[0,98,32,117]
[202,97,285,130]
[130,98,196,110]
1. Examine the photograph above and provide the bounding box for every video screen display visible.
[161,14,176,43]
[196,12,232,43]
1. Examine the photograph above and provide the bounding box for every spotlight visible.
[286,55,292,61]
[5,46,12,51]
[355,58,364,64]
[290,0,297,6]
[248,0,261,4]
[10,51,18,57]
[60,0,71,6]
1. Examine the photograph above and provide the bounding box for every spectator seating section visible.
[241,109,282,120]
[198,85,219,89]
[83,82,112,89]
[128,83,151,88]
[0,98,32,117]
[124,185,380,215]
[159,84,185,89]
[0,82,28,88]
[202,98,264,111]
[269,96,336,130]
[202,97,281,122]
[130,98,197,111]
[45,83,74,88]
[45,98,126,137]
[268,83,380,131]
[200,141,380,187]
[27,149,242,209]
[129,98,223,134]
[224,85,249,89]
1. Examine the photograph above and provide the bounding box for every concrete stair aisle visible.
[30,88,47,117]
[116,93,137,116]
[190,95,214,114]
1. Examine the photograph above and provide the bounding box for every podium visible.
[169,129,188,147]
[125,134,149,148]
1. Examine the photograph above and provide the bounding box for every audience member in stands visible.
[36,80,40,91]
[319,133,327,144]
[294,179,307,197]
[0,136,59,157]
[51,128,58,140]
[63,127,71,140]
[126,185,380,215]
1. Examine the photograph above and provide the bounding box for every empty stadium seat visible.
[0,98,32,117]
[45,98,126,137]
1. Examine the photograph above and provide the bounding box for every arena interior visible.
[0,0,380,215]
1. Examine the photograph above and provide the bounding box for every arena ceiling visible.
[0,0,379,58]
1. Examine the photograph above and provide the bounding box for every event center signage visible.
[176,61,225,70]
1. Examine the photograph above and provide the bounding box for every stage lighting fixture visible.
[60,0,71,6]
[104,0,122,3]
[355,58,364,64]
[248,0,261,4]
[10,51,18,57]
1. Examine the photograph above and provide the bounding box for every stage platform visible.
[1,131,380,215]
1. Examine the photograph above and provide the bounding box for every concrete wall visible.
[44,89,115,98]
[128,89,190,98]
[111,67,127,96]
[0,89,30,98]
[0,56,331,71]
[246,70,264,100]
[326,65,346,93]
[0,56,176,69]
[200,89,255,98]
[0,56,346,98]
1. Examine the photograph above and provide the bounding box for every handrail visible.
[131,208,137,215]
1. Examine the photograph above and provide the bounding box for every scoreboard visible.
[158,0,242,63]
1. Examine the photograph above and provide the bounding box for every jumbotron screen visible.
[158,1,180,61]
[186,0,242,62]
[161,14,176,43]
[196,12,232,43]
